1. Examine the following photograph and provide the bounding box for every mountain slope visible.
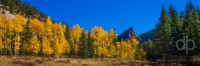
[0,0,46,21]
[117,27,138,41]
[139,29,155,43]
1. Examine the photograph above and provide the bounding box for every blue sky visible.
[22,0,200,35]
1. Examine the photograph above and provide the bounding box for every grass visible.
[0,56,148,66]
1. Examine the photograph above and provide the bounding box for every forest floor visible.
[0,56,150,66]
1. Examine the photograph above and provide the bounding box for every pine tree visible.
[87,34,94,58]
[80,31,88,57]
[184,1,200,55]
[155,4,172,58]
[168,4,183,55]
[142,40,156,61]
[64,24,70,41]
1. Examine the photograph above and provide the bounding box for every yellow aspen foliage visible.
[108,29,117,57]
[116,42,120,58]
[52,24,60,56]
[13,14,26,32]
[91,26,107,56]
[4,39,12,50]
[126,40,132,59]
[101,34,110,57]
[60,34,70,54]
[4,17,14,52]
[70,24,83,40]
[28,18,44,55]
[0,38,4,50]
[62,38,70,54]
[96,46,102,56]
[120,40,126,59]
[0,14,143,60]
[13,14,24,55]
[85,30,89,39]
[114,37,140,59]
[140,49,147,61]
[70,24,83,55]
[0,16,5,37]
[109,44,116,57]
[29,36,40,54]
[21,42,29,53]
[130,37,139,59]
[91,26,107,41]
[131,37,139,46]
[60,24,70,54]
[45,16,53,36]
[53,37,63,56]
[42,16,55,56]
[0,16,4,52]
[108,29,117,41]
[13,36,20,52]
[6,17,14,36]
[8,22,15,34]
[0,15,3,26]
[93,41,98,47]
[104,36,112,57]
[29,18,44,35]
[74,43,79,55]
[44,16,53,49]
[102,46,109,57]
[0,16,14,36]
[42,37,53,55]
[51,23,70,56]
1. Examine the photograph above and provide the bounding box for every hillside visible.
[117,27,138,41]
[139,29,155,43]
[0,0,46,21]
[0,0,143,61]
[0,6,15,19]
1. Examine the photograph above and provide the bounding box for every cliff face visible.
[117,27,138,41]
[0,5,15,19]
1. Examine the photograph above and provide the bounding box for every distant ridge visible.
[117,27,138,41]
[139,29,155,43]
